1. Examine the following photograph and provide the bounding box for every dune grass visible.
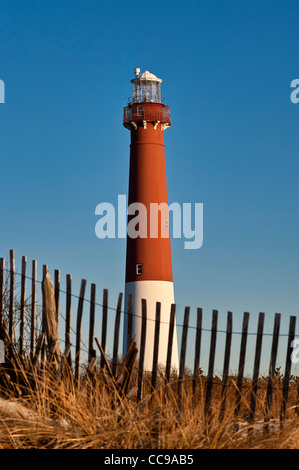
[1,359,299,449]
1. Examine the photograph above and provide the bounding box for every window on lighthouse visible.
[136,264,142,275]
[137,105,143,117]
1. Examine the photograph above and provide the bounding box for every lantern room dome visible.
[132,70,162,83]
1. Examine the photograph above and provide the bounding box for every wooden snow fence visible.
[0,249,299,430]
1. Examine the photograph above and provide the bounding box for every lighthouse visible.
[122,68,179,371]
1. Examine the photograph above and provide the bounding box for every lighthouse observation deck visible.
[123,68,171,129]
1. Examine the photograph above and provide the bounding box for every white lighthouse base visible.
[123,280,179,372]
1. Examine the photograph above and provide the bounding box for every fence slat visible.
[9,249,15,342]
[205,309,218,416]
[137,298,147,402]
[280,315,296,422]
[54,269,60,325]
[30,260,37,360]
[248,312,265,423]
[75,279,87,382]
[0,258,4,334]
[178,306,190,408]
[127,293,133,352]
[41,269,61,362]
[112,292,123,376]
[235,312,250,418]
[193,308,202,395]
[19,256,27,356]
[264,313,281,425]
[42,264,48,332]
[88,283,96,367]
[165,304,176,383]
[220,311,233,420]
[41,264,48,349]
[54,343,72,384]
[151,301,161,390]
[32,333,46,368]
[65,274,72,365]
[95,337,114,381]
[100,289,108,369]
[40,265,48,367]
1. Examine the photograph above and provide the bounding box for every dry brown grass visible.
[1,363,299,449]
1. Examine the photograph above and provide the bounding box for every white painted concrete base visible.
[123,280,179,371]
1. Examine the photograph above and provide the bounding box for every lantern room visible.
[130,68,162,104]
[124,68,171,129]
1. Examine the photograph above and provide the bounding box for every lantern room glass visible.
[132,80,162,104]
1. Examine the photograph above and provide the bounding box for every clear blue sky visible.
[0,0,298,374]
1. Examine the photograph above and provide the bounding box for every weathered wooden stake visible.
[88,283,96,367]
[264,313,281,426]
[19,256,27,356]
[0,258,4,334]
[137,299,147,402]
[165,304,176,383]
[54,269,60,326]
[193,308,202,396]
[65,274,72,366]
[205,310,218,417]
[112,293,123,376]
[100,289,108,369]
[220,311,233,420]
[248,312,265,424]
[235,312,250,418]
[9,249,15,342]
[42,268,61,364]
[178,306,190,408]
[151,301,161,390]
[75,279,87,382]
[280,315,296,422]
[30,260,37,360]
[127,293,133,352]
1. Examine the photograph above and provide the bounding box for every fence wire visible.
[1,265,296,339]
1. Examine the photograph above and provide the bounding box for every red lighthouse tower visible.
[123,68,178,370]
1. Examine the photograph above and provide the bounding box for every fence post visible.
[65,274,72,366]
[193,308,202,396]
[100,289,108,369]
[280,315,296,422]
[0,258,4,335]
[32,333,46,369]
[88,283,96,368]
[30,260,37,361]
[165,304,176,383]
[220,311,233,421]
[264,313,281,426]
[40,265,48,368]
[19,256,27,356]
[42,264,48,331]
[235,312,250,419]
[54,269,60,326]
[112,293,123,377]
[9,249,15,342]
[137,299,147,402]
[41,268,61,365]
[178,306,190,409]
[75,279,87,383]
[248,312,265,424]
[127,293,133,352]
[151,301,161,390]
[204,309,218,417]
